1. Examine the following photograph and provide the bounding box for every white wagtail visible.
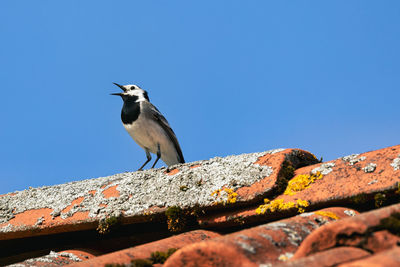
[111,83,185,170]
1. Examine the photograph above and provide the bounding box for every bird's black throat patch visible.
[121,96,140,124]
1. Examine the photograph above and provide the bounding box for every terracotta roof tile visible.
[69,230,220,267]
[292,202,400,259]
[338,246,400,267]
[200,145,400,230]
[163,207,357,266]
[275,247,371,267]
[281,145,400,208]
[1,145,399,266]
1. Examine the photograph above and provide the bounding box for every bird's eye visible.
[131,86,135,90]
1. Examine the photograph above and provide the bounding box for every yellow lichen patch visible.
[278,253,293,262]
[296,199,309,213]
[143,210,154,216]
[314,211,340,220]
[297,207,306,213]
[284,172,323,196]
[211,188,238,205]
[256,198,309,215]
[296,199,309,207]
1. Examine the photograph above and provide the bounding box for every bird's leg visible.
[138,150,152,171]
[151,143,161,169]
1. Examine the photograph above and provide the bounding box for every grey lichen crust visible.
[311,162,335,175]
[0,150,282,227]
[344,210,356,217]
[341,154,366,166]
[8,251,82,266]
[391,154,400,171]
[363,163,377,173]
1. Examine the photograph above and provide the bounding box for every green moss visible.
[282,161,295,178]
[97,215,120,234]
[130,259,153,267]
[150,248,178,264]
[105,248,177,267]
[395,182,400,195]
[165,206,187,232]
[275,161,295,194]
[374,193,386,208]
[378,212,400,236]
[104,248,178,266]
[352,193,368,205]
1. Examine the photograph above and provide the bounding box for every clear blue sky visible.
[1,1,399,194]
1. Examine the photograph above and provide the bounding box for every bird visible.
[111,83,185,170]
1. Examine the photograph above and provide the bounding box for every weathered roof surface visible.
[162,207,357,267]
[1,145,400,266]
[197,145,400,230]
[0,148,317,240]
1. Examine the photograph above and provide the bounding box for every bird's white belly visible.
[123,116,178,165]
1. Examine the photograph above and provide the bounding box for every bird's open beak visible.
[113,82,127,92]
[110,92,123,96]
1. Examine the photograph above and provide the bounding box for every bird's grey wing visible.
[142,102,185,163]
